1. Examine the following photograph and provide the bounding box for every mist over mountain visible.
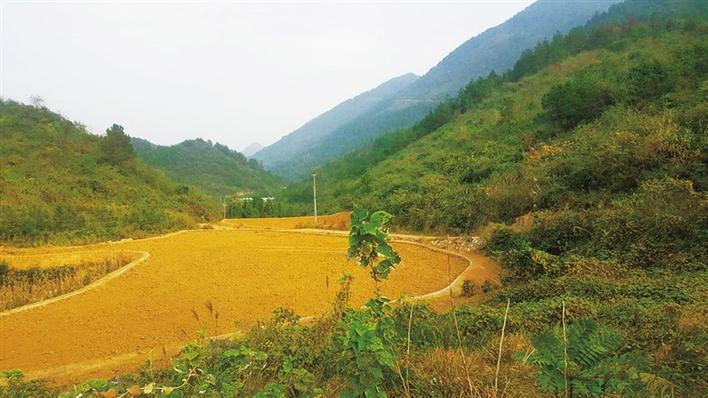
[257,0,620,179]
[396,0,622,101]
[252,73,418,176]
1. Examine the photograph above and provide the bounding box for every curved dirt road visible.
[0,227,496,384]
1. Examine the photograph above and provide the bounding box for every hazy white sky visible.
[1,1,533,151]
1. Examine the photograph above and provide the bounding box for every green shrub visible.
[508,297,597,333]
[598,300,682,350]
[528,211,593,255]
[454,305,503,346]
[626,59,673,103]
[461,280,475,297]
[592,178,708,269]
[677,100,708,136]
[485,224,527,253]
[254,357,322,398]
[663,323,708,388]
[0,370,57,398]
[480,280,496,294]
[391,303,455,349]
[542,70,616,130]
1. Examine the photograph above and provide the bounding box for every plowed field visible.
[0,227,474,384]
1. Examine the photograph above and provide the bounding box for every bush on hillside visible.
[542,70,617,130]
[626,59,674,104]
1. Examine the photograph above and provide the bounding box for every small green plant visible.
[481,280,497,293]
[347,206,401,284]
[338,296,399,398]
[461,280,475,297]
[254,356,322,398]
[337,207,404,398]
[0,369,57,398]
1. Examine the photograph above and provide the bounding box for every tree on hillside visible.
[626,60,673,104]
[542,72,616,130]
[30,95,45,108]
[100,123,135,165]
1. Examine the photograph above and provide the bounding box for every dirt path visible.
[0,226,500,385]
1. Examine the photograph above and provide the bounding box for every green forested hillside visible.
[318,34,707,232]
[285,0,708,230]
[0,101,220,244]
[132,137,282,197]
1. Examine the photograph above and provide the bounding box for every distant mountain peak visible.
[242,142,264,157]
[252,72,418,171]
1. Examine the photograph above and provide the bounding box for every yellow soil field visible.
[0,226,484,385]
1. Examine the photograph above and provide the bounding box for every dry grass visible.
[0,254,132,310]
[219,212,351,230]
[404,335,541,398]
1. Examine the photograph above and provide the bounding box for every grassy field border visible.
[0,250,150,317]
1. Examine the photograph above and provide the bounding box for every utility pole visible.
[312,173,318,224]
[221,195,227,220]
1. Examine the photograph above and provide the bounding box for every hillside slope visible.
[282,2,707,394]
[398,0,620,100]
[284,0,707,218]
[0,101,219,244]
[258,0,619,179]
[131,137,282,197]
[252,73,418,176]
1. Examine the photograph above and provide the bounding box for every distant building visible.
[237,196,276,202]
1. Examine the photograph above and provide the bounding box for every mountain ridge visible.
[0,100,219,244]
[132,137,282,197]
[242,142,263,157]
[257,0,620,179]
[252,73,419,174]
